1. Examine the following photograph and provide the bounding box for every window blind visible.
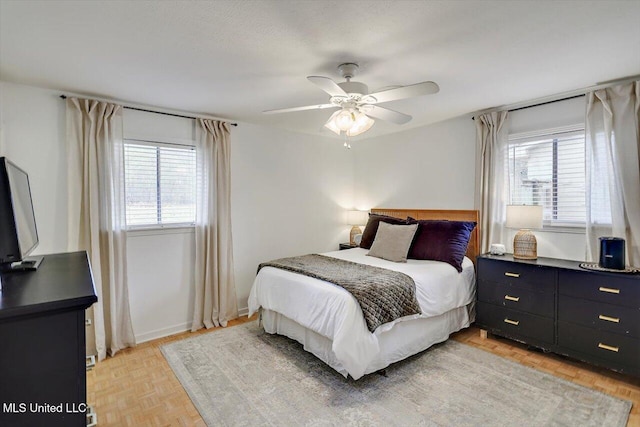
[124,141,196,228]
[507,130,586,225]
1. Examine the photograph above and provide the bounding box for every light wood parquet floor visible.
[87,317,640,426]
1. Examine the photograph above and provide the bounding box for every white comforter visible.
[248,248,475,379]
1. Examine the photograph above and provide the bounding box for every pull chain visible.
[343,134,351,149]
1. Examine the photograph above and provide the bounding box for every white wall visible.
[0,82,68,255]
[0,81,354,343]
[231,124,354,305]
[126,229,196,342]
[353,114,477,210]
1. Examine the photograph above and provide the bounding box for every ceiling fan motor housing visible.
[338,63,359,79]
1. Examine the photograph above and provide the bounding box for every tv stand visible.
[0,251,97,426]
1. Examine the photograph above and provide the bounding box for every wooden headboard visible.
[371,208,480,264]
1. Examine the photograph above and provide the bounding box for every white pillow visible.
[367,222,418,263]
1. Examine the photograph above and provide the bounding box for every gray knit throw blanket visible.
[258,254,421,332]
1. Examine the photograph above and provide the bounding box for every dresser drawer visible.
[559,270,640,309]
[478,258,555,292]
[559,295,640,338]
[478,281,554,317]
[558,321,639,369]
[477,302,554,344]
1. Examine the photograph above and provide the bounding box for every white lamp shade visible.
[347,210,368,226]
[324,111,342,135]
[335,109,355,131]
[324,109,376,137]
[346,112,375,136]
[505,205,543,229]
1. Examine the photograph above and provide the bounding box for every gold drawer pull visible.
[504,272,520,278]
[504,318,520,326]
[598,343,619,353]
[598,315,620,323]
[504,295,520,302]
[598,287,620,294]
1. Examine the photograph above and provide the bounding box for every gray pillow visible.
[367,222,419,263]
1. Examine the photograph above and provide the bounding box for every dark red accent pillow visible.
[359,214,408,249]
[407,219,476,272]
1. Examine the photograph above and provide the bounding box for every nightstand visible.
[476,253,639,377]
[339,242,358,250]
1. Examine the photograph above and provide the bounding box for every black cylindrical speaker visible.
[599,237,625,270]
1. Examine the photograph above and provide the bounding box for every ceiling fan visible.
[264,63,439,138]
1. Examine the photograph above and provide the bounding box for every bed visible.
[247,208,480,380]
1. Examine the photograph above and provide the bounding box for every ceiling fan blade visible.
[307,76,348,97]
[364,105,412,124]
[367,81,439,104]
[263,103,337,114]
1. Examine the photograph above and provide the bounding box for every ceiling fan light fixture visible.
[325,108,375,137]
[335,109,356,131]
[346,111,375,136]
[265,62,437,138]
[324,110,342,135]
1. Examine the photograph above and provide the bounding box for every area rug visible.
[161,322,631,427]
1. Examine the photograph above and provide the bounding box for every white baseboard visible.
[135,322,192,344]
[134,306,250,344]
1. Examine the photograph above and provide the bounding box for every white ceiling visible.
[1,1,639,139]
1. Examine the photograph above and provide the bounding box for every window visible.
[507,128,585,226]
[124,140,196,228]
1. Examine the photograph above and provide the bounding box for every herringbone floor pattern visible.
[87,318,639,426]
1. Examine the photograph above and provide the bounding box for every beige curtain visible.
[66,97,135,360]
[474,111,509,253]
[192,119,238,330]
[585,81,640,266]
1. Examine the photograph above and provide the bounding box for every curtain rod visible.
[508,94,585,113]
[59,95,238,126]
[472,74,639,120]
[471,94,585,121]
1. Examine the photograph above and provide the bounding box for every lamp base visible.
[350,226,362,246]
[513,229,538,260]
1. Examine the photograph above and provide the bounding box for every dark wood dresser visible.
[0,251,97,426]
[476,254,639,376]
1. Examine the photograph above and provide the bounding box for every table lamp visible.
[506,205,543,259]
[347,210,368,245]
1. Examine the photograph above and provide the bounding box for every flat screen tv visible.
[0,157,42,272]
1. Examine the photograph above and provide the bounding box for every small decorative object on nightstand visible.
[347,210,368,246]
[490,243,506,255]
[506,205,543,259]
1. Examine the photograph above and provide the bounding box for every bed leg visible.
[480,329,488,339]
[258,309,263,329]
